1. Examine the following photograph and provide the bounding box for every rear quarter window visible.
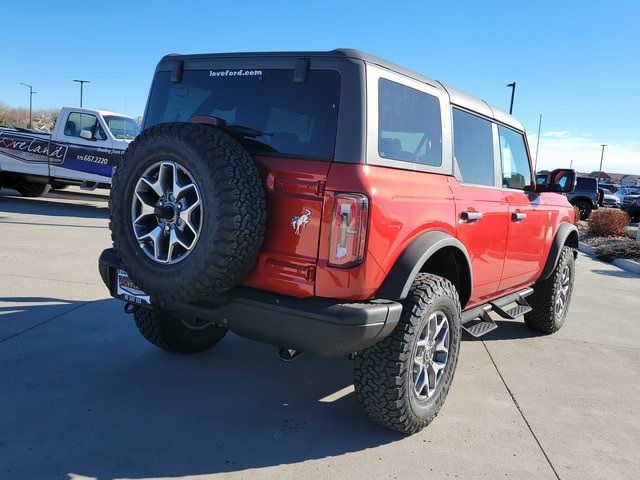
[378,79,442,166]
[144,69,341,160]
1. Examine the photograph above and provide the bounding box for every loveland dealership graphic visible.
[0,132,68,164]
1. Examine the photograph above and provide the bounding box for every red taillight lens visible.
[329,193,369,268]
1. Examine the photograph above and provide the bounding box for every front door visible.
[497,125,548,291]
[51,111,119,181]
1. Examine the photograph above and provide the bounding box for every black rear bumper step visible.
[461,288,534,338]
[98,248,403,356]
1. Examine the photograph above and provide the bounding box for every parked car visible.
[615,186,640,202]
[569,177,599,220]
[621,193,640,222]
[98,49,578,434]
[599,187,621,208]
[0,107,140,196]
[599,183,619,194]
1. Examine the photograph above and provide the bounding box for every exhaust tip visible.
[278,347,300,362]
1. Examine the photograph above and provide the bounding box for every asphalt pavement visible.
[1,187,639,480]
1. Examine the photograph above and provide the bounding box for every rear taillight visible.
[328,193,369,268]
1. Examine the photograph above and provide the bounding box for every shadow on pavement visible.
[0,190,108,220]
[1,299,401,479]
[590,268,638,278]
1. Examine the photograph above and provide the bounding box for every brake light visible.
[329,193,369,268]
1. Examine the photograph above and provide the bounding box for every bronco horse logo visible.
[291,209,311,235]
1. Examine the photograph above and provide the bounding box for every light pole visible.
[534,113,542,170]
[598,144,607,183]
[569,159,574,169]
[19,82,37,129]
[507,82,516,114]
[73,79,90,108]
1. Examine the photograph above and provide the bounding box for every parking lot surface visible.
[1,188,639,480]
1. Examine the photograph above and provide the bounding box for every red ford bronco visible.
[99,49,578,434]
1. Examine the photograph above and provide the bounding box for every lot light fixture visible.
[598,145,607,183]
[19,82,36,129]
[73,79,90,108]
[506,82,516,114]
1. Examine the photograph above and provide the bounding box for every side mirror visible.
[548,168,576,193]
[79,129,94,141]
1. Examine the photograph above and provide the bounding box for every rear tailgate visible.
[242,156,329,297]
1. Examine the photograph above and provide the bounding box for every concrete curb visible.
[578,242,595,256]
[578,241,640,275]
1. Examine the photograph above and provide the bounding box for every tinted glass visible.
[576,177,596,189]
[145,69,340,160]
[498,125,531,190]
[65,112,107,141]
[378,79,442,166]
[104,115,141,140]
[452,108,494,186]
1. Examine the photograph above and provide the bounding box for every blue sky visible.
[2,0,638,174]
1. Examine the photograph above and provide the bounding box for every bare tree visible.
[0,101,60,132]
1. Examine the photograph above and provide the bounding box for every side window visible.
[452,108,495,186]
[498,126,531,190]
[378,78,442,166]
[64,112,107,141]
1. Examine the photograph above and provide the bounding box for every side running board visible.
[461,288,533,338]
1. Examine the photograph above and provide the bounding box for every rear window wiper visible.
[188,115,271,138]
[225,124,272,139]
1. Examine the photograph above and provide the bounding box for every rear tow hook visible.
[123,302,137,315]
[278,347,300,362]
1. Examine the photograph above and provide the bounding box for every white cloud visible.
[528,131,640,175]
[542,130,570,138]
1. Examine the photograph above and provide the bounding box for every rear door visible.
[497,125,548,291]
[451,108,509,305]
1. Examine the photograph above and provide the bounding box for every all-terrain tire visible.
[109,123,266,304]
[354,273,462,435]
[15,179,51,197]
[573,199,592,221]
[133,307,227,354]
[524,246,575,334]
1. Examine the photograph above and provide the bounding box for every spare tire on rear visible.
[109,123,266,304]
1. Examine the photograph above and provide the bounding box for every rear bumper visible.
[98,248,402,356]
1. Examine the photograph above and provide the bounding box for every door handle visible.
[512,212,527,221]
[461,211,483,222]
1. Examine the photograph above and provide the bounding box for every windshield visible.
[104,115,141,140]
[144,69,341,160]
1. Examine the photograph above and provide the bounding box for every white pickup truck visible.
[0,107,140,196]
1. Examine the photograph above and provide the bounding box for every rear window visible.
[576,177,597,190]
[144,69,340,160]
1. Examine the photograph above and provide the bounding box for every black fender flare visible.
[376,230,472,302]
[540,222,579,280]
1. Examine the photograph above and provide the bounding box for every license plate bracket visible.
[115,269,150,305]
